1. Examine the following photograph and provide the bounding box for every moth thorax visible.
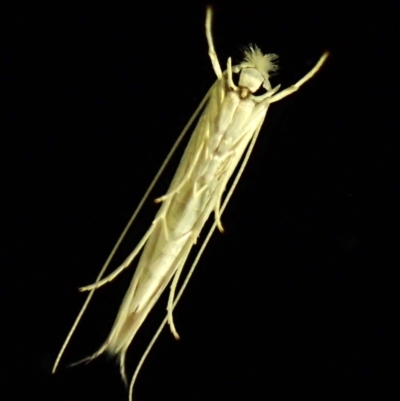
[238,68,264,94]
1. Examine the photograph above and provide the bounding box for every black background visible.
[2,1,399,400]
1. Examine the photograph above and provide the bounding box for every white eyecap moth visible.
[53,7,328,401]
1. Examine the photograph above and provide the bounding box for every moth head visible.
[236,45,278,93]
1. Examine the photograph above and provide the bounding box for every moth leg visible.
[79,225,154,291]
[167,259,185,340]
[154,140,205,203]
[166,233,193,340]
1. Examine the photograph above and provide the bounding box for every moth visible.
[53,7,328,400]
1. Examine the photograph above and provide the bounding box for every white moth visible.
[53,7,328,400]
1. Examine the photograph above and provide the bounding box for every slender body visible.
[53,7,328,400]
[100,56,280,366]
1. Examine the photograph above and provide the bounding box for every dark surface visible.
[2,2,399,400]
